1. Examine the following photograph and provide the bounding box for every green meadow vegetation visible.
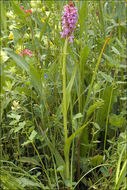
[0,0,127,189]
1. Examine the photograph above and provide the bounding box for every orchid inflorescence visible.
[60,2,78,43]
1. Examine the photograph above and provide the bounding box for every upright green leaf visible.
[115,145,126,186]
[115,159,127,190]
[86,100,104,119]
[29,65,42,97]
[79,1,88,37]
[64,119,91,165]
[40,13,51,40]
[66,63,78,111]
[96,85,116,128]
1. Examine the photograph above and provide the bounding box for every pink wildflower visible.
[23,48,33,57]
[60,1,78,43]
[25,10,32,15]
[20,48,33,58]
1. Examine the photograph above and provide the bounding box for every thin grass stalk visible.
[24,115,51,188]
[77,42,82,190]
[78,39,83,114]
[77,35,84,189]
[1,161,45,189]
[70,98,74,190]
[62,38,69,179]
[31,141,52,188]
[73,164,110,189]
[51,154,59,189]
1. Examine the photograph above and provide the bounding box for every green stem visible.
[78,39,83,114]
[62,38,69,179]
[30,138,52,188]
[63,38,68,142]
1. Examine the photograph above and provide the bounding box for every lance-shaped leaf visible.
[66,63,78,111]
[86,100,104,119]
[5,48,29,73]
[64,119,92,162]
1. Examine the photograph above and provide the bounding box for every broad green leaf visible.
[18,157,41,166]
[40,13,51,40]
[56,165,64,172]
[10,120,19,125]
[29,130,37,141]
[8,113,21,121]
[103,53,116,66]
[13,29,21,46]
[16,177,41,188]
[29,65,47,109]
[90,154,103,167]
[117,64,126,69]
[99,71,113,83]
[80,45,89,94]
[64,119,91,163]
[45,137,65,179]
[16,87,38,102]
[86,100,104,119]
[73,113,83,121]
[79,1,88,36]
[80,45,89,65]
[116,38,124,49]
[91,122,100,130]
[109,114,126,127]
[30,65,42,97]
[14,121,26,133]
[120,97,127,101]
[96,85,116,128]
[22,140,31,146]
[112,46,120,55]
[5,48,30,73]
[72,113,83,131]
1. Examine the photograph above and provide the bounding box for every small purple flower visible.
[60,2,78,43]
[44,73,48,79]
[21,84,25,87]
